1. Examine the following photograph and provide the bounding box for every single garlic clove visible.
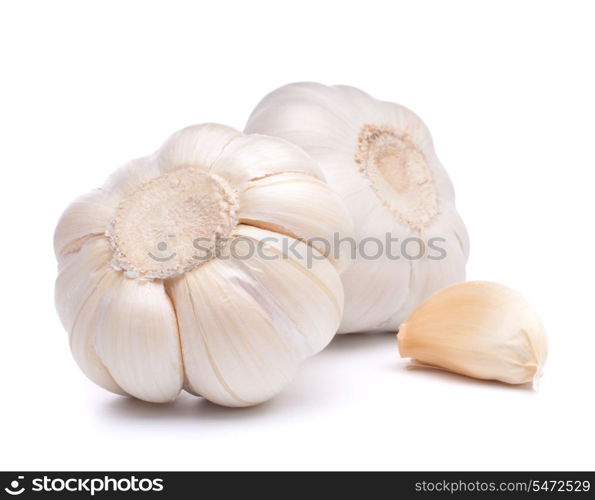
[245,82,469,333]
[91,272,184,403]
[56,237,126,396]
[397,281,548,385]
[155,123,241,173]
[57,233,185,402]
[56,237,112,334]
[53,190,118,259]
[166,226,343,407]
[234,225,344,354]
[238,173,354,273]
[210,133,324,187]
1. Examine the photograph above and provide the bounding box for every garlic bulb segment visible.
[245,83,469,333]
[54,123,352,406]
[397,281,548,385]
[166,226,343,406]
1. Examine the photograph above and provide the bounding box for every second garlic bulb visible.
[54,124,353,406]
[246,82,470,333]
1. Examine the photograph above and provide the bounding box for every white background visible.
[1,0,593,471]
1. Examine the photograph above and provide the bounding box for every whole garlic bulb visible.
[54,123,353,406]
[245,83,469,333]
[398,281,547,385]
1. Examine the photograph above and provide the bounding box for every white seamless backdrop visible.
[0,0,593,471]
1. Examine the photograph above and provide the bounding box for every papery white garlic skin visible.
[245,82,469,333]
[397,281,547,385]
[54,123,353,406]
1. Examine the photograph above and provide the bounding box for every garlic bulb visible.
[54,123,353,406]
[398,281,547,385]
[245,83,469,333]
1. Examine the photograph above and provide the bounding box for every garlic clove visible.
[166,227,343,407]
[156,123,241,173]
[165,264,257,407]
[397,281,548,385]
[92,272,184,403]
[55,237,112,333]
[166,260,300,407]
[53,190,118,259]
[238,173,354,272]
[210,133,323,187]
[55,237,126,395]
[233,224,344,353]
